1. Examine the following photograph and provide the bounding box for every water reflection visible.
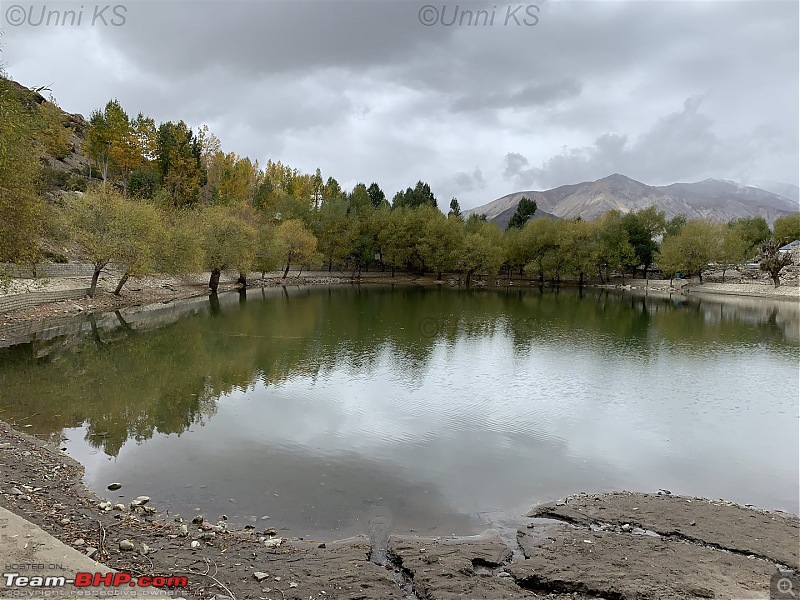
[0,285,797,537]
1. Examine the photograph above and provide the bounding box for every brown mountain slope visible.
[465,174,799,227]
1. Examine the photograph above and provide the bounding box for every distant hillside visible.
[464,174,799,228]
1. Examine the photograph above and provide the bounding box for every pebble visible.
[85,547,98,558]
[119,540,135,551]
[112,503,125,511]
[107,483,122,491]
[253,572,270,582]
[190,541,201,549]
[201,532,216,541]
[264,527,277,536]
[192,515,204,524]
[10,487,23,496]
[59,518,70,525]
[264,537,282,548]
[178,524,189,536]
[134,496,150,504]
[621,524,632,532]
[72,539,85,546]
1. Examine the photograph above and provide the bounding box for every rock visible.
[119,540,135,551]
[253,572,270,582]
[10,487,23,496]
[134,495,150,504]
[318,543,326,549]
[190,541,201,549]
[260,515,270,520]
[264,527,277,536]
[288,582,298,588]
[621,523,632,532]
[139,543,150,555]
[178,524,189,536]
[85,547,98,558]
[220,514,227,520]
[264,537,282,548]
[112,503,126,511]
[200,521,214,531]
[192,515,204,524]
[72,539,85,546]
[201,532,216,541]
[107,483,122,491]
[59,518,70,525]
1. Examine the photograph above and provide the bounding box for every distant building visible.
[779,240,800,265]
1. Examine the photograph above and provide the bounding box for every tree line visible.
[2,78,799,292]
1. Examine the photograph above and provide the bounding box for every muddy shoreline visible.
[1,419,797,600]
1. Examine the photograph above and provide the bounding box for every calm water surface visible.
[1,285,797,539]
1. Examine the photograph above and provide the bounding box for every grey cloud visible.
[451,78,581,112]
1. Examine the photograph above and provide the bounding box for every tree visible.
[759,238,792,287]
[452,221,504,286]
[156,120,204,207]
[197,205,258,292]
[314,195,355,270]
[728,216,770,256]
[664,214,687,238]
[654,219,720,283]
[67,187,126,297]
[448,197,462,218]
[417,208,463,279]
[591,211,635,283]
[275,219,318,278]
[111,200,163,294]
[507,196,537,230]
[773,212,800,244]
[717,226,748,282]
[84,99,132,183]
[367,182,387,209]
[392,181,437,209]
[620,206,666,276]
[520,218,557,283]
[378,207,415,276]
[348,183,372,215]
[0,76,43,264]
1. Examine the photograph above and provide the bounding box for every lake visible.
[1,284,797,540]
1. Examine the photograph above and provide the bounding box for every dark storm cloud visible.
[2,0,796,208]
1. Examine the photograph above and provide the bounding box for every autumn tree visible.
[448,197,462,218]
[717,226,748,281]
[84,99,133,183]
[418,212,464,279]
[620,206,666,276]
[275,219,318,278]
[314,195,355,271]
[655,219,720,283]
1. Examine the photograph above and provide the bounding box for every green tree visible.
[111,200,163,294]
[717,226,748,282]
[378,207,415,276]
[773,213,800,244]
[84,99,132,182]
[0,76,43,264]
[67,187,126,297]
[416,207,463,279]
[507,196,537,230]
[348,183,372,215]
[620,206,666,276]
[197,205,258,292]
[591,211,635,283]
[728,216,770,256]
[276,219,318,278]
[448,197,462,218]
[655,219,720,283]
[664,214,687,238]
[367,182,387,209]
[156,120,204,207]
[453,219,504,286]
[393,181,437,209]
[314,195,355,271]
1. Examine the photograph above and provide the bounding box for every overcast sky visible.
[3,0,798,210]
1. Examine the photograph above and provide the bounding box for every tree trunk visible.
[772,273,780,288]
[209,268,221,293]
[283,263,291,278]
[579,272,585,287]
[328,260,332,272]
[721,267,726,283]
[237,272,247,287]
[297,265,304,277]
[465,271,472,287]
[698,271,703,284]
[89,265,103,298]
[113,272,130,296]
[391,266,395,277]
[437,271,442,280]
[598,269,604,284]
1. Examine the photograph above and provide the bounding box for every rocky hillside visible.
[465,174,799,227]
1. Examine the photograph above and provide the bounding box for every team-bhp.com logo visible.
[3,571,188,589]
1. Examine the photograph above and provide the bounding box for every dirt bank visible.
[1,421,797,600]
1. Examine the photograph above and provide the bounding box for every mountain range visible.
[463,174,799,229]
